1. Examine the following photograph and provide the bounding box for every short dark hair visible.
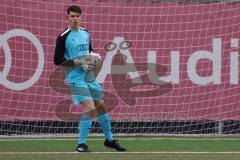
[67,5,81,14]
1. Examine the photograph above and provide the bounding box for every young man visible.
[54,5,126,152]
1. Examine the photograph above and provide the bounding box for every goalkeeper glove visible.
[90,52,101,61]
[89,52,101,70]
[73,57,90,71]
[73,53,101,71]
[73,57,83,66]
[82,64,95,71]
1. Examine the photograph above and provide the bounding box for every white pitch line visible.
[0,152,240,154]
[0,138,240,141]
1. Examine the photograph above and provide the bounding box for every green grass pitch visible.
[0,137,240,160]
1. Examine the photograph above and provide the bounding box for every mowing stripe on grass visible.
[0,152,240,154]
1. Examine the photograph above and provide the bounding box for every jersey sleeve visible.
[54,35,66,65]
[89,39,94,53]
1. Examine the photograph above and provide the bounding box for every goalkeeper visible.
[54,5,126,152]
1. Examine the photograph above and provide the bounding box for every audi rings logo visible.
[0,29,44,90]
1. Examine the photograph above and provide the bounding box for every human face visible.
[67,11,81,29]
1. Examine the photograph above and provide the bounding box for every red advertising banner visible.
[0,0,240,121]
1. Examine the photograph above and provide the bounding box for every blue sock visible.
[79,115,92,144]
[98,113,113,141]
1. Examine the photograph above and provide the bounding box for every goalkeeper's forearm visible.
[57,58,81,66]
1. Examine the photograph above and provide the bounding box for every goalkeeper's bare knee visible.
[94,100,107,115]
[82,100,96,118]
